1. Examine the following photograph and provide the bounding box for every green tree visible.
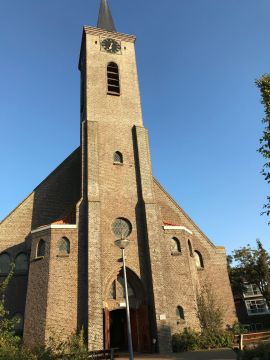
[256,75,270,220]
[196,283,224,333]
[230,240,270,306]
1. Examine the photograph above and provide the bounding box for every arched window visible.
[58,237,70,256]
[14,253,28,274]
[117,276,135,298]
[0,253,11,275]
[13,313,24,334]
[176,306,185,321]
[188,240,193,257]
[114,151,123,164]
[194,251,204,269]
[170,237,181,254]
[107,62,120,96]
[37,239,45,258]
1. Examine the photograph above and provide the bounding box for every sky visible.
[0,0,269,255]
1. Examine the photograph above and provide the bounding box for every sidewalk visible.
[118,349,237,360]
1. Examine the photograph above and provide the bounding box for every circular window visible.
[112,218,132,238]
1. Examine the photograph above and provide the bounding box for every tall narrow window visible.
[114,151,123,164]
[194,251,204,269]
[37,239,45,258]
[107,62,120,96]
[188,240,193,257]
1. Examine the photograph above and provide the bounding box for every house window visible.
[112,218,132,238]
[170,237,181,254]
[13,313,24,334]
[107,62,120,96]
[58,237,70,256]
[37,239,45,258]
[14,253,28,274]
[0,253,11,275]
[176,306,185,321]
[244,284,262,297]
[245,299,269,315]
[114,151,123,164]
[188,240,193,257]
[194,251,204,269]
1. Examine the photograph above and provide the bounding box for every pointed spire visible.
[97,0,116,32]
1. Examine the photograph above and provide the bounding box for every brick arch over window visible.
[107,62,120,96]
[58,237,70,256]
[113,151,123,164]
[14,253,28,274]
[170,237,181,254]
[194,250,204,269]
[37,239,45,257]
[0,253,11,275]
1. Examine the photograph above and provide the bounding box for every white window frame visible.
[245,298,269,316]
[243,284,262,298]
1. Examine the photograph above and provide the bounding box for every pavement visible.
[118,349,237,360]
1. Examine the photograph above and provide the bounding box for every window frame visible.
[36,239,46,259]
[170,237,181,255]
[57,237,70,257]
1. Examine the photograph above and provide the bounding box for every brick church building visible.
[0,0,236,353]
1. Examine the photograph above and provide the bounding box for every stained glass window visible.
[114,151,123,164]
[112,218,132,238]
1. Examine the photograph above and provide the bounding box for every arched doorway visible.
[104,269,151,352]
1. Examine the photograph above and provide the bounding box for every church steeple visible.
[97,0,116,32]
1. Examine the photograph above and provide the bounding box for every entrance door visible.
[109,309,127,350]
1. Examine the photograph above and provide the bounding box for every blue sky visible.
[0,0,269,254]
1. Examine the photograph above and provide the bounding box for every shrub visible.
[172,328,234,353]
[172,328,199,352]
[240,343,270,360]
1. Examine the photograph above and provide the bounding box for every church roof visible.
[97,0,116,32]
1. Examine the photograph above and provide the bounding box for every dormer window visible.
[107,62,120,96]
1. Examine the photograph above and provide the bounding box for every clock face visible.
[101,38,121,54]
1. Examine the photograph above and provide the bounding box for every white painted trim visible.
[163,225,193,235]
[31,224,77,234]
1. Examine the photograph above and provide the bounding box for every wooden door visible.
[137,305,151,353]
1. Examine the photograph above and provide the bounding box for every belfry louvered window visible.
[107,62,120,96]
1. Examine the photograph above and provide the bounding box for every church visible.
[0,0,236,353]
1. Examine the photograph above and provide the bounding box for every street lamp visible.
[114,238,134,360]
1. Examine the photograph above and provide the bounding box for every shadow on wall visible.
[31,148,81,230]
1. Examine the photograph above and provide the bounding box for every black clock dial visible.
[101,38,121,54]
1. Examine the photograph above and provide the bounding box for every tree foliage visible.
[196,283,224,333]
[256,75,270,220]
[229,240,270,305]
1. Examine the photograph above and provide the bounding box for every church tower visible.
[0,0,236,354]
[79,0,172,352]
